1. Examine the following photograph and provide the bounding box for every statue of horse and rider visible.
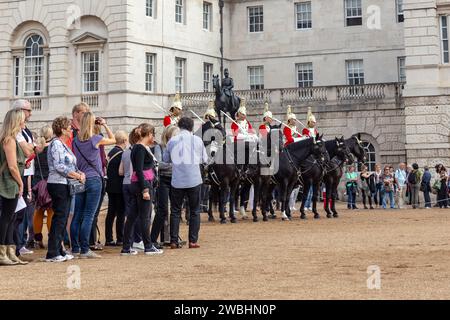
[213,68,241,126]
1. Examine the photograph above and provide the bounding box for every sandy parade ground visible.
[2,204,450,300]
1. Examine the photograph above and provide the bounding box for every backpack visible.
[408,171,418,185]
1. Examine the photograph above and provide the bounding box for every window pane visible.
[249,6,264,32]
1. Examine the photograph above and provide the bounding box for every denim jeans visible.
[170,185,202,244]
[90,179,106,246]
[47,184,71,259]
[383,190,395,209]
[18,202,35,248]
[375,183,384,206]
[71,177,103,254]
[346,186,356,208]
[122,183,153,251]
[304,186,313,208]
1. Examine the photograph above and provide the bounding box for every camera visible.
[95,118,102,125]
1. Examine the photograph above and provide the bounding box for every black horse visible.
[197,119,240,224]
[323,137,354,219]
[262,134,329,221]
[248,127,283,222]
[345,135,368,164]
[297,136,331,220]
[212,75,240,125]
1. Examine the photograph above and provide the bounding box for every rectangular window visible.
[398,57,406,82]
[248,66,264,90]
[146,53,156,92]
[441,16,449,64]
[24,52,44,97]
[14,57,20,97]
[248,6,264,33]
[82,51,99,93]
[203,2,212,30]
[146,0,154,17]
[397,0,404,23]
[175,57,185,93]
[296,63,313,88]
[296,2,312,29]
[345,0,362,26]
[346,60,364,85]
[175,0,184,24]
[203,63,213,92]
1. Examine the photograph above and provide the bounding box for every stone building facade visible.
[403,0,450,167]
[1,0,440,168]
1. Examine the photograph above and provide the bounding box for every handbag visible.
[49,139,85,196]
[68,178,85,196]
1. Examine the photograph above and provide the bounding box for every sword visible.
[294,119,307,129]
[189,109,206,124]
[273,118,302,137]
[220,111,258,142]
[152,101,171,116]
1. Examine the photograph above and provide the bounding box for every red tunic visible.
[302,127,319,138]
[284,126,302,147]
[164,116,177,127]
[259,124,270,138]
[232,120,254,142]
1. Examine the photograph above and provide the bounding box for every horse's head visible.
[212,75,220,91]
[349,135,367,164]
[335,136,354,165]
[312,133,330,163]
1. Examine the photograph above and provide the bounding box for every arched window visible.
[13,34,47,99]
[24,35,44,96]
[360,141,376,172]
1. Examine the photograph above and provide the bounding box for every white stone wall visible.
[228,0,405,89]
[403,0,450,167]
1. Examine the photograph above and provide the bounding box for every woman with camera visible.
[71,113,115,259]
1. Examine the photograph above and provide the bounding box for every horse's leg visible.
[331,181,339,218]
[324,179,333,218]
[219,186,227,224]
[229,180,238,223]
[312,180,321,219]
[300,181,308,220]
[280,182,289,221]
[260,178,269,222]
[252,179,260,222]
[208,186,215,222]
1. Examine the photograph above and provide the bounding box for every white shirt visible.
[16,129,35,176]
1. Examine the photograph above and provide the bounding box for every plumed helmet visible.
[263,101,273,121]
[204,100,217,119]
[237,98,247,116]
[287,105,296,121]
[170,92,183,111]
[307,107,316,126]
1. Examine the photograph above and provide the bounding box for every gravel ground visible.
[2,205,450,300]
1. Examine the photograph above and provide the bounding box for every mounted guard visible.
[302,107,319,138]
[283,106,303,146]
[164,92,183,127]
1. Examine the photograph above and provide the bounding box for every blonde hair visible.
[161,125,180,147]
[37,125,53,148]
[115,130,128,145]
[72,102,90,115]
[0,109,25,145]
[79,112,96,142]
